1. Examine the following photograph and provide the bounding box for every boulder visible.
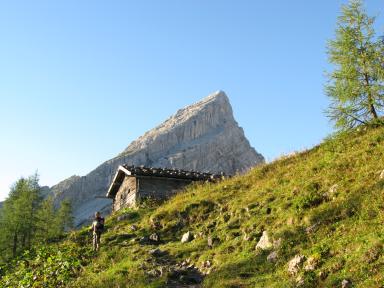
[341,279,352,288]
[181,231,194,243]
[148,248,165,257]
[255,231,273,250]
[288,254,306,276]
[149,233,160,243]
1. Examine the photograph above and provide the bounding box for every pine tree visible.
[0,175,42,259]
[36,196,58,241]
[56,199,74,233]
[0,174,75,263]
[326,0,384,129]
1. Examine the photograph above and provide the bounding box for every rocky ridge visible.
[50,91,264,226]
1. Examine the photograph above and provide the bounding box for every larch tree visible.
[326,0,384,129]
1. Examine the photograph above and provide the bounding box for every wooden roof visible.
[106,165,225,198]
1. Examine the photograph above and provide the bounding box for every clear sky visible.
[0,0,383,201]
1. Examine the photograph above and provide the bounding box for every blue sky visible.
[0,0,383,201]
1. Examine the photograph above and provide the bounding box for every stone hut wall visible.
[137,177,192,201]
[113,176,137,211]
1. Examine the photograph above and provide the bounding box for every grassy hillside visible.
[2,126,384,287]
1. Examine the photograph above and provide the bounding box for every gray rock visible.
[181,231,194,243]
[130,224,138,231]
[255,231,273,250]
[48,91,265,226]
[341,279,352,288]
[148,248,165,257]
[149,233,160,243]
[288,254,306,276]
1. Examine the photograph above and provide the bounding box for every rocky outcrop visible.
[50,91,264,226]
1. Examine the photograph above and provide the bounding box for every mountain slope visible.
[2,126,384,287]
[50,91,264,226]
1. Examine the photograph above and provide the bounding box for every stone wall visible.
[113,176,137,211]
[137,177,192,201]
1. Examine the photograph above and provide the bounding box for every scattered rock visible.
[148,248,165,257]
[255,231,273,250]
[168,260,204,285]
[181,231,194,243]
[304,256,318,271]
[149,233,160,243]
[202,260,212,268]
[130,224,138,231]
[267,251,278,263]
[341,279,352,288]
[288,254,306,276]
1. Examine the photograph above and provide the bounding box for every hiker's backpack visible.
[95,217,105,232]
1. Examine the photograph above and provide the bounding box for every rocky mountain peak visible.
[50,91,264,226]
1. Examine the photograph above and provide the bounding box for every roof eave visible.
[106,166,132,198]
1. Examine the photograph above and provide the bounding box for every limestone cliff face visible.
[51,91,264,226]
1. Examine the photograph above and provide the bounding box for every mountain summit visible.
[51,91,264,225]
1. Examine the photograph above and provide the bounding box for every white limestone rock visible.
[49,91,265,226]
[181,231,194,243]
[255,231,273,250]
[288,254,306,276]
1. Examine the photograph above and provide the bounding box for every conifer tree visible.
[56,199,74,233]
[36,196,58,241]
[326,0,384,129]
[0,174,41,259]
[0,173,74,263]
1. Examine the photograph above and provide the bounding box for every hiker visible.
[90,211,105,251]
